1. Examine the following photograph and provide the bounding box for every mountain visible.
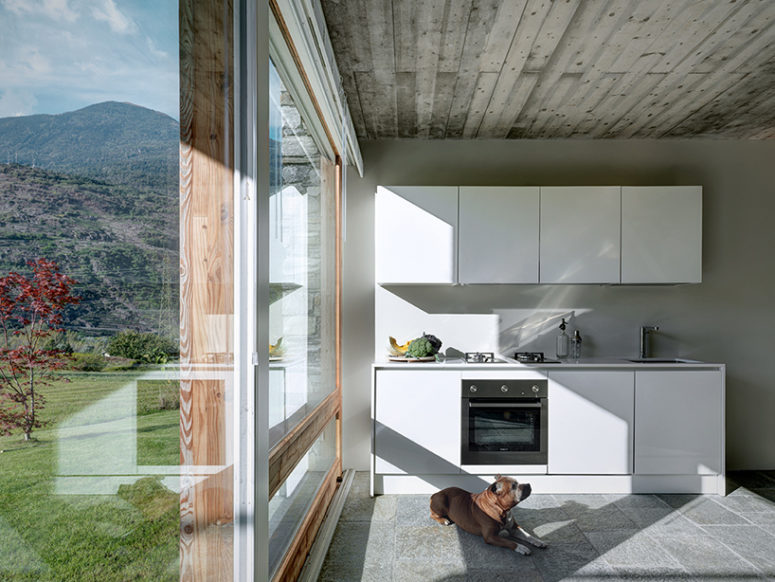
[0,101,179,192]
[0,103,179,336]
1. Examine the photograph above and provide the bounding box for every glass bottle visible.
[571,329,582,360]
[556,318,569,359]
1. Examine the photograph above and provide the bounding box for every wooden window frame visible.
[266,7,344,580]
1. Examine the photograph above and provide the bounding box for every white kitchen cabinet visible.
[548,370,635,474]
[375,186,458,283]
[459,186,540,283]
[374,370,461,474]
[621,186,702,283]
[634,370,723,475]
[539,186,621,283]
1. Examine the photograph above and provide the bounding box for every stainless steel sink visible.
[627,358,695,364]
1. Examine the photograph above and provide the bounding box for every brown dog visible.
[429,475,547,555]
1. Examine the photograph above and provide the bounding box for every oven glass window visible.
[470,404,541,452]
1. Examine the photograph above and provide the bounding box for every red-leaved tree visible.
[0,259,79,440]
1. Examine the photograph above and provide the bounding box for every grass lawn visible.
[0,372,180,581]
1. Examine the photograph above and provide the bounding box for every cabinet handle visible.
[468,402,543,409]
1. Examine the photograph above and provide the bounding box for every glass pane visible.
[268,59,337,447]
[0,1,236,580]
[268,418,337,577]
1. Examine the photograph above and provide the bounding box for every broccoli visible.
[422,332,442,353]
[405,336,435,358]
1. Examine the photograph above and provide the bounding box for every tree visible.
[0,259,79,440]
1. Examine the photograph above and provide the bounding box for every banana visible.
[388,336,410,356]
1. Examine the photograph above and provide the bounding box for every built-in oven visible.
[461,378,548,465]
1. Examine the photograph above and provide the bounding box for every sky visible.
[0,0,179,119]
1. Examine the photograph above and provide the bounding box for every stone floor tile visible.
[679,497,751,525]
[453,527,545,569]
[515,492,560,510]
[320,473,775,581]
[325,521,395,567]
[618,506,675,529]
[740,511,775,526]
[572,506,638,532]
[338,491,397,523]
[585,529,684,572]
[530,540,604,582]
[555,494,612,514]
[511,506,573,532]
[317,560,392,582]
[394,524,465,566]
[638,512,704,538]
[701,524,775,576]
[608,493,671,509]
[655,494,703,509]
[713,492,775,514]
[657,530,763,578]
[395,494,433,527]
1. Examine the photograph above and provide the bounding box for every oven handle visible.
[468,402,543,409]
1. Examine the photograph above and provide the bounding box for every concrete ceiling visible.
[320,0,775,140]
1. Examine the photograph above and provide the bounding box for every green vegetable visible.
[422,332,442,353]
[406,336,435,358]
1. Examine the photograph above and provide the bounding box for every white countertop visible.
[373,356,724,369]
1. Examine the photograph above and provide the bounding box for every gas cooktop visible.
[514,351,561,364]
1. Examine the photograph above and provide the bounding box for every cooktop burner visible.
[465,352,496,363]
[514,351,560,363]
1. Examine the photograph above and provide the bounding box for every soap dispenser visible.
[571,329,582,360]
[555,318,569,359]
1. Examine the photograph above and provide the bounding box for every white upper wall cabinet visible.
[540,186,621,283]
[459,186,540,283]
[375,186,459,283]
[621,186,702,283]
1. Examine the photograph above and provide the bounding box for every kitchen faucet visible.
[639,325,659,359]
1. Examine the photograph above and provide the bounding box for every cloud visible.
[91,0,136,35]
[0,89,39,118]
[2,0,78,22]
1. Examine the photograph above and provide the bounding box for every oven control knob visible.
[469,385,478,393]
[532,384,540,394]
[501,385,509,393]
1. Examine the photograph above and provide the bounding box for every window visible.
[0,1,183,580]
[268,59,337,447]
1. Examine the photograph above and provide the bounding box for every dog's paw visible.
[443,519,451,526]
[514,544,532,556]
[532,539,548,549]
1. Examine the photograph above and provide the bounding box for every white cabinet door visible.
[540,186,621,283]
[548,370,634,474]
[459,186,540,283]
[634,370,723,475]
[621,186,702,283]
[375,186,458,283]
[375,370,461,474]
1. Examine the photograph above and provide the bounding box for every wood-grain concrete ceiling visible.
[319,0,775,140]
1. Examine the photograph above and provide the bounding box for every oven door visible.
[461,397,548,465]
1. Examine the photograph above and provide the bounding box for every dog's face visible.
[489,474,531,511]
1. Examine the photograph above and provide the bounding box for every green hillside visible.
[0,102,178,192]
[0,102,179,336]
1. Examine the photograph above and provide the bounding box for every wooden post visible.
[179,0,234,579]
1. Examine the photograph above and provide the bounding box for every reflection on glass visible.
[268,418,337,577]
[268,60,336,446]
[0,1,193,580]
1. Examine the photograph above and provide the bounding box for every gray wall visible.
[342,139,775,472]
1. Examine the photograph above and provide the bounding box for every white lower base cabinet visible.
[634,370,723,475]
[374,370,461,474]
[548,370,635,474]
